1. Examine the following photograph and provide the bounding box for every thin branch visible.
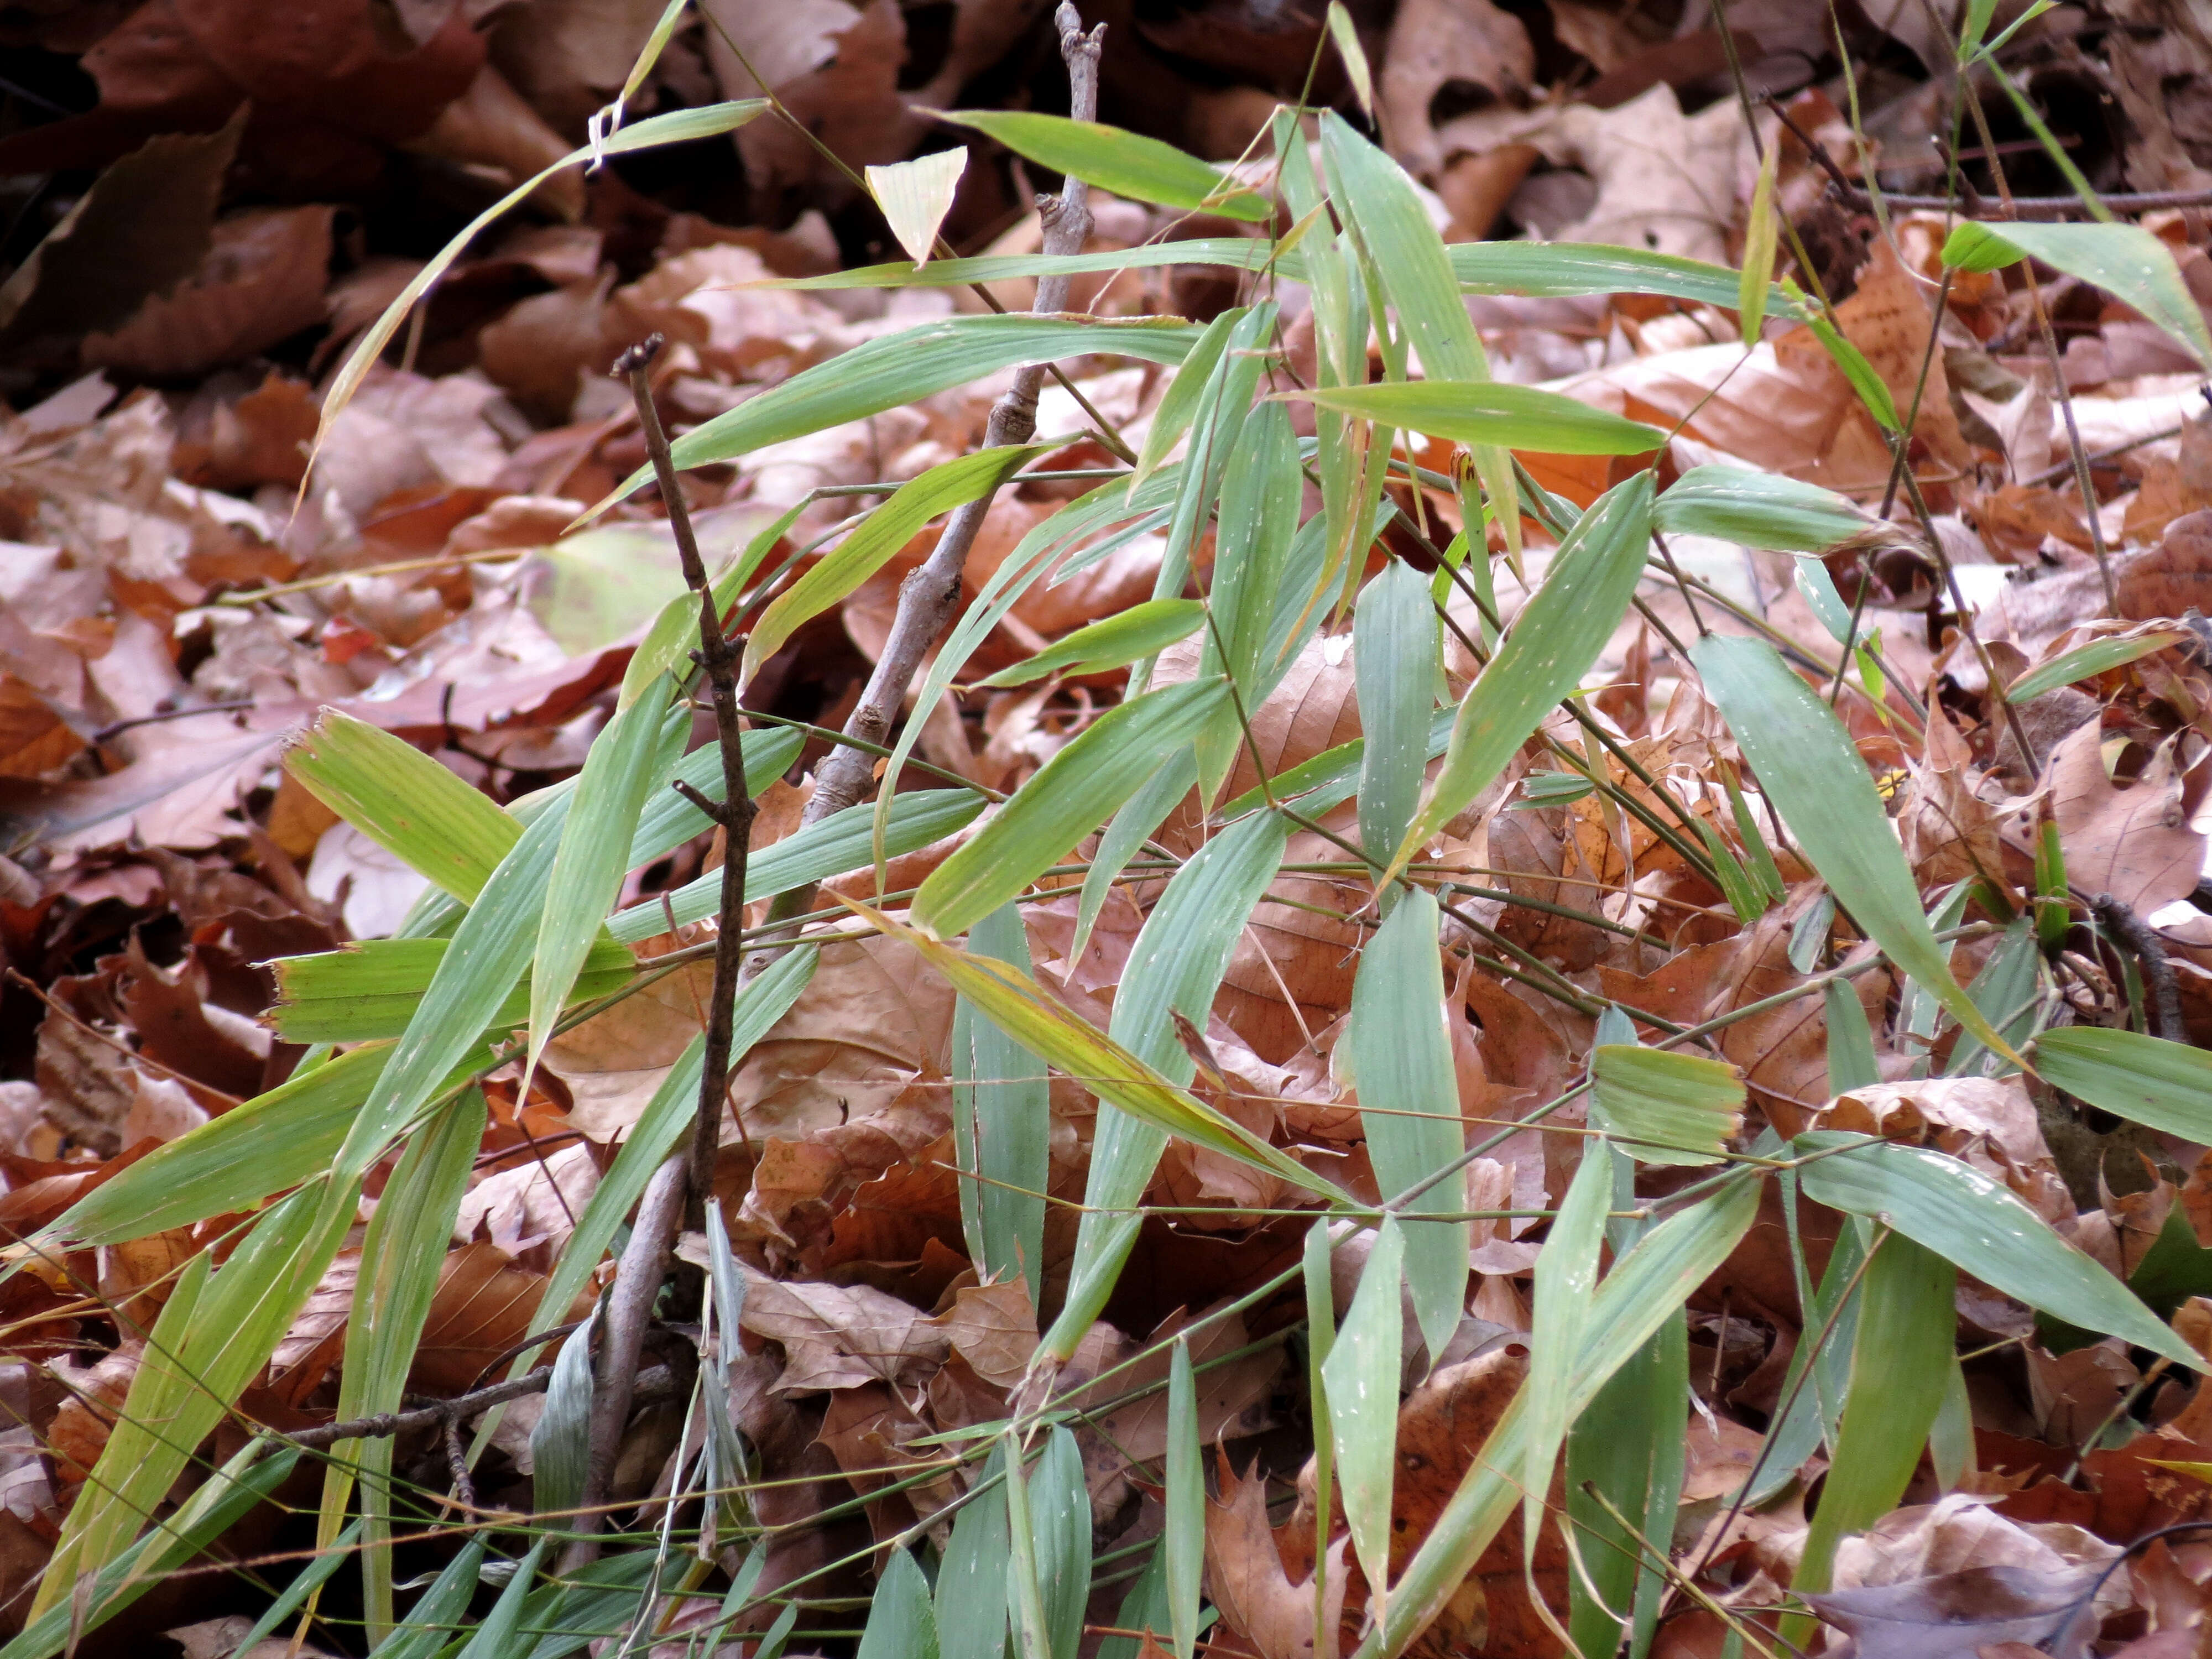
[756,2,1107,928]
[2091,892,2184,1042]
[286,1365,679,1451]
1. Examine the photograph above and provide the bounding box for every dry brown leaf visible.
[735,1265,949,1393]
[927,1279,1036,1389]
[2049,722,2206,916]
[1204,1453,1350,1659]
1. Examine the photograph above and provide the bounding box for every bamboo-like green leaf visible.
[1390,473,1655,885]
[1326,0,1375,113]
[1027,1426,1093,1659]
[1566,1303,1686,1659]
[2033,1026,2212,1139]
[1207,401,1303,696]
[321,1088,487,1642]
[0,1440,299,1659]
[935,109,1269,220]
[977,598,1206,687]
[868,147,968,264]
[610,789,985,943]
[271,936,637,1044]
[1802,311,1901,430]
[1694,633,2022,1066]
[1152,305,1276,616]
[937,1444,1012,1659]
[1795,1130,2200,1369]
[859,1549,942,1659]
[1826,978,1880,1093]
[1796,557,1855,645]
[1352,1173,1762,1659]
[36,1178,358,1617]
[1791,1235,1956,1601]
[285,711,519,902]
[855,899,1339,1208]
[534,1317,598,1518]
[954,902,1050,1291]
[49,1042,390,1245]
[1322,1217,1405,1613]
[914,679,1231,938]
[1945,918,2039,1079]
[628,725,800,865]
[1166,1339,1203,1659]
[1073,750,1194,961]
[1354,561,1436,867]
[530,695,686,1078]
[1590,1046,1746,1166]
[599,315,1202,509]
[759,238,1279,291]
[1698,818,1769,923]
[1051,809,1295,1357]
[1524,1149,1610,1567]
[317,100,765,459]
[1288,382,1667,456]
[1738,144,1780,343]
[2004,630,2189,704]
[456,1538,550,1659]
[1347,888,1469,1365]
[1098,1552,1172,1659]
[1129,307,1244,495]
[746,445,1053,674]
[1449,242,1809,316]
[1942,220,2212,371]
[370,1536,486,1659]
[1653,465,1873,552]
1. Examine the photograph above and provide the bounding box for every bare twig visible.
[1832,182,2212,217]
[759,3,1106,906]
[2091,892,2185,1042]
[286,1364,679,1450]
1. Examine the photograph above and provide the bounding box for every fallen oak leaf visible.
[1204,1451,1349,1659]
[1801,1565,2103,1658]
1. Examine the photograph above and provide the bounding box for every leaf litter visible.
[9,0,2212,1655]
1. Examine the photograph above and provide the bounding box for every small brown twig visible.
[286,1364,676,1450]
[749,2,1105,949]
[1830,184,2212,218]
[2091,891,2184,1042]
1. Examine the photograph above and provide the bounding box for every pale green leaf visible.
[935,109,1269,220]
[1322,1217,1405,1608]
[1449,242,1808,316]
[1326,1,1375,114]
[1654,465,1874,552]
[868,148,968,264]
[1128,307,1244,497]
[1391,473,1655,884]
[1347,888,1468,1365]
[1288,381,1666,456]
[1354,561,1436,867]
[1694,633,2021,1065]
[1166,1340,1203,1659]
[2033,1026,2212,1139]
[954,902,1050,1291]
[285,711,518,902]
[1738,144,1780,344]
[1524,1149,1611,1561]
[270,935,635,1044]
[914,678,1231,938]
[1943,220,2212,371]
[1795,1130,2200,1369]
[937,1444,1012,1659]
[858,1550,941,1659]
[747,444,1052,674]
[2005,630,2189,704]
[977,598,1206,687]
[1590,1046,1746,1166]
[600,315,1203,512]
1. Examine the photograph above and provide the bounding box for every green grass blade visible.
[597,316,1203,511]
[1288,382,1667,456]
[1052,808,1295,1355]
[317,100,765,458]
[2004,630,2189,705]
[1354,1173,1761,1659]
[1790,1235,1955,1604]
[1653,465,1872,552]
[1694,633,2022,1065]
[49,1043,389,1245]
[321,1089,487,1641]
[1353,561,1436,868]
[1166,1340,1203,1659]
[529,696,687,1079]
[935,109,1269,220]
[1590,1047,1746,1166]
[1390,473,1655,885]
[1943,220,2212,371]
[285,711,519,902]
[978,598,1207,687]
[937,1443,1011,1659]
[745,444,1053,674]
[0,1440,298,1659]
[953,903,1050,1292]
[609,789,985,943]
[1524,1149,1610,1568]
[2033,1027,2212,1138]
[36,1179,358,1618]
[1322,1217,1405,1613]
[1347,888,1469,1364]
[1796,1130,2200,1369]
[1030,1427,1093,1659]
[915,679,1231,938]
